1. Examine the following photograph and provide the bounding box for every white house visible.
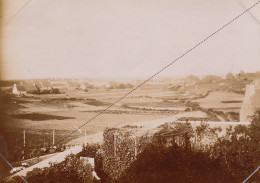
[12,83,38,95]
[12,84,27,95]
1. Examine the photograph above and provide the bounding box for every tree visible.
[81,143,101,157]
[117,141,232,183]
[26,154,96,183]
[249,109,260,141]
[210,111,260,182]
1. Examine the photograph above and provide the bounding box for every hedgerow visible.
[100,127,151,181]
[99,111,260,182]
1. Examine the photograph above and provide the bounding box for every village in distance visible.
[0,70,260,183]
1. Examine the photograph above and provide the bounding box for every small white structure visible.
[12,84,26,95]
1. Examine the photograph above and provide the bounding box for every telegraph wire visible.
[54,0,260,147]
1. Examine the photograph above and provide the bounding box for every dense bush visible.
[117,144,233,183]
[26,154,96,183]
[209,110,260,181]
[81,143,101,158]
[100,127,151,181]
[99,110,260,183]
[13,110,260,183]
[249,109,260,141]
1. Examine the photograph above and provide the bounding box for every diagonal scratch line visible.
[0,153,28,183]
[54,0,260,146]
[4,0,33,25]
[242,165,260,183]
[236,0,260,24]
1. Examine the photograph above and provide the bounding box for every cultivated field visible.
[194,91,243,112]
[0,79,248,170]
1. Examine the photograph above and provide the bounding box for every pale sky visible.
[1,0,260,80]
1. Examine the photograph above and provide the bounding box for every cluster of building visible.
[11,80,94,95]
[12,81,52,95]
[11,79,138,95]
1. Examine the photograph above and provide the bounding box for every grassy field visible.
[0,80,247,170]
[194,91,243,112]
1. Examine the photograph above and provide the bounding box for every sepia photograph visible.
[0,0,260,182]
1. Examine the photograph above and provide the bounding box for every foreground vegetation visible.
[22,110,260,183]
[12,154,97,183]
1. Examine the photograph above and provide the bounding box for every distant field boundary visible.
[12,113,74,121]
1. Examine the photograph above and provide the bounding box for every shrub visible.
[99,117,260,182]
[26,154,96,183]
[117,144,233,183]
[81,143,101,158]
[249,108,260,141]
[100,128,151,181]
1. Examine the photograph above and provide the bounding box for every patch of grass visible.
[12,113,74,121]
